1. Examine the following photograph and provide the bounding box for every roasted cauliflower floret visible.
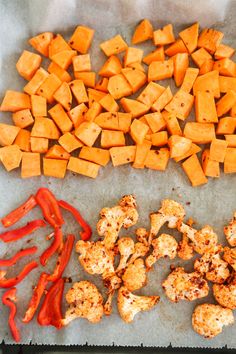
[194,245,230,284]
[136,228,149,247]
[223,247,236,271]
[177,233,194,260]
[127,242,149,265]
[117,286,159,323]
[116,237,135,272]
[213,277,236,310]
[162,267,209,302]
[62,281,104,325]
[122,258,147,291]
[192,303,234,338]
[97,195,138,250]
[145,234,178,269]
[224,212,236,247]
[103,274,122,316]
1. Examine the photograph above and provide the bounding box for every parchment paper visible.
[0,0,236,348]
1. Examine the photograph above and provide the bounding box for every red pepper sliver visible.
[22,272,49,323]
[47,234,75,282]
[37,277,64,329]
[1,195,37,228]
[35,188,64,228]
[40,227,63,266]
[0,219,46,243]
[0,261,38,288]
[2,288,20,342]
[0,246,38,267]
[58,200,92,241]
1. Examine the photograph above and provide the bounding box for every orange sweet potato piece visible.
[181,67,199,93]
[145,148,170,171]
[43,158,67,178]
[143,47,165,65]
[95,77,109,92]
[87,88,106,107]
[120,98,149,118]
[101,130,125,148]
[148,60,174,82]
[124,47,143,66]
[36,73,62,104]
[219,76,236,93]
[69,26,94,54]
[31,95,47,117]
[67,156,100,178]
[151,86,173,112]
[0,91,31,112]
[137,82,165,107]
[195,91,218,123]
[182,154,208,186]
[48,103,73,133]
[0,145,22,172]
[45,145,70,160]
[51,50,76,70]
[74,72,96,88]
[48,62,72,83]
[132,19,153,44]
[79,146,110,166]
[216,90,236,117]
[202,149,220,178]
[224,148,236,173]
[127,61,146,71]
[59,132,83,153]
[100,35,128,56]
[231,103,236,117]
[95,112,131,133]
[24,68,49,95]
[68,103,88,128]
[209,138,228,163]
[213,58,236,77]
[174,143,201,162]
[107,74,132,100]
[0,123,20,146]
[16,50,42,81]
[144,112,166,133]
[179,23,199,54]
[14,129,31,152]
[12,109,34,128]
[99,94,119,112]
[153,24,175,46]
[193,70,220,98]
[151,131,168,147]
[30,137,49,153]
[130,119,149,145]
[216,117,236,135]
[191,48,212,68]
[168,135,192,158]
[29,32,53,57]
[99,55,122,77]
[70,80,88,104]
[31,117,60,139]
[21,152,41,178]
[75,121,101,147]
[73,54,91,72]
[165,90,194,120]
[162,111,182,136]
[215,44,235,60]
[198,28,224,55]
[199,58,214,75]
[84,101,102,121]
[133,140,152,169]
[184,122,215,143]
[121,68,147,93]
[110,146,136,166]
[173,53,189,87]
[53,82,72,111]
[117,112,132,133]
[225,135,236,147]
[165,39,188,57]
[48,34,71,58]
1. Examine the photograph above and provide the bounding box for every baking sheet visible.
[0,0,236,348]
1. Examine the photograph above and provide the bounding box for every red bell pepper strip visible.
[2,288,20,342]
[0,246,37,267]
[22,272,49,323]
[47,234,75,282]
[0,261,38,288]
[58,200,92,241]
[40,227,63,266]
[0,220,46,243]
[37,277,64,329]
[1,195,37,228]
[35,188,64,228]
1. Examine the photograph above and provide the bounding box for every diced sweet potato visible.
[133,140,152,169]
[193,70,220,98]
[173,53,189,87]
[124,47,143,66]
[151,86,173,112]
[199,58,214,75]
[70,80,88,104]
[95,77,109,92]
[168,135,192,158]
[179,23,199,54]
[45,145,70,160]
[225,135,236,147]
[148,60,174,82]
[69,26,94,54]
[101,130,125,148]
[0,145,22,172]
[231,103,236,117]
[36,73,62,104]
[216,117,236,135]
[181,67,199,93]
[137,82,165,107]
[29,32,53,57]
[117,112,132,133]
[99,94,119,112]
[144,112,166,133]
[74,72,96,88]
[75,121,101,147]
[31,117,60,139]
[224,148,236,173]
[143,47,165,65]
[31,95,47,117]
[195,91,218,123]
[68,103,88,128]
[209,138,228,163]
[153,24,175,46]
[73,54,91,72]
[191,48,212,68]
[145,148,170,171]
[14,129,31,152]
[43,158,67,178]
[87,88,106,107]
[12,109,34,128]
[110,146,136,166]
[51,50,76,70]
[95,112,131,133]
[120,98,149,118]
[24,68,49,95]
[0,124,20,146]
[107,74,132,100]
[165,90,194,120]
[84,101,102,121]
[213,58,236,77]
[53,82,72,111]
[174,143,201,162]
[30,137,49,153]
[21,152,41,178]
[198,28,224,55]
[100,35,128,56]
[48,62,72,83]
[139,116,152,135]
[121,68,147,93]
[67,156,100,178]
[202,149,220,177]
[182,154,208,186]
[16,50,42,81]
[184,122,215,143]
[48,34,71,58]
[151,131,168,147]
[48,103,73,133]
[215,44,235,60]
[219,76,236,93]
[128,61,146,72]
[0,91,31,112]
[216,90,236,117]
[59,132,83,152]
[130,119,149,145]
[99,55,122,77]
[79,146,110,166]
[165,39,188,57]
[132,19,153,44]
[162,111,182,136]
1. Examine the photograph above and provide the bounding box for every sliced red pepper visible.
[2,288,20,342]
[58,200,92,241]
[37,277,64,329]
[0,246,38,267]
[47,234,75,282]
[0,261,38,288]
[22,272,49,323]
[35,188,64,228]
[0,219,46,243]
[40,227,63,266]
[1,195,37,228]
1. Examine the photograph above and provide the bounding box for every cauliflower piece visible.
[162,267,209,302]
[127,242,149,265]
[103,274,122,315]
[116,237,135,272]
[223,247,236,271]
[213,277,236,310]
[145,234,178,269]
[62,281,104,325]
[97,195,139,250]
[122,258,147,291]
[224,212,236,246]
[117,286,159,323]
[192,303,234,338]
[177,233,194,260]
[194,245,230,284]
[149,199,185,244]
[136,228,149,247]
[178,222,218,255]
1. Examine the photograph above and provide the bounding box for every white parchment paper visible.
[0,0,236,348]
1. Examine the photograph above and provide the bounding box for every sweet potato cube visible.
[30,137,49,153]
[51,50,76,70]
[219,76,236,93]
[73,54,91,72]
[139,117,152,135]
[110,146,136,166]
[12,109,34,128]
[99,55,122,77]
[100,35,128,56]
[225,135,236,147]
[99,94,119,112]
[75,121,101,147]
[107,74,132,100]
[48,34,71,58]
[148,60,174,82]
[101,130,125,148]
[151,131,168,147]
[193,70,220,98]
[184,122,215,144]
[31,117,60,139]
[0,124,20,146]
[133,140,152,169]
[216,90,236,117]
[143,47,165,65]
[84,101,102,121]
[67,156,100,178]
[179,23,199,53]
[191,48,212,68]
[231,103,236,117]
[199,58,214,75]
[45,145,70,160]
[162,111,182,136]
[29,32,53,57]
[31,95,47,117]
[168,135,192,158]
[181,67,199,93]
[21,152,41,178]
[36,73,62,104]
[120,98,149,118]
[0,145,22,171]
[117,112,132,133]
[153,24,175,46]
[68,103,88,128]
[137,82,165,106]
[165,39,188,57]
[215,44,235,60]
[48,62,72,83]
[165,90,194,120]
[88,88,106,107]
[124,47,143,66]
[48,104,73,133]
[202,149,220,178]
[43,158,67,178]
[195,91,218,123]
[95,77,109,92]
[144,112,166,133]
[198,28,224,55]
[69,26,94,54]
[213,58,236,77]
[224,148,236,173]
[24,68,49,95]
[174,143,201,162]
[70,80,88,104]
[145,148,170,171]
[53,82,72,111]
[0,91,31,112]
[130,119,149,145]
[95,112,131,133]
[151,86,173,112]
[132,19,153,44]
[16,50,42,81]
[79,146,110,166]
[209,138,228,162]
[121,68,146,93]
[74,72,96,88]
[59,132,83,153]
[174,53,189,87]
[182,154,207,186]
[216,117,236,135]
[14,129,31,152]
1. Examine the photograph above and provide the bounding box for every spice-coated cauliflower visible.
[122,258,147,291]
[213,275,236,310]
[116,237,135,272]
[223,247,236,271]
[224,212,236,247]
[177,234,194,260]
